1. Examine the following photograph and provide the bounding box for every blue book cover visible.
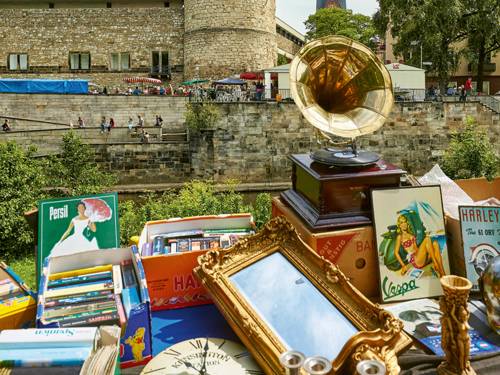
[48,271,112,289]
[121,288,140,319]
[47,278,113,291]
[0,347,92,367]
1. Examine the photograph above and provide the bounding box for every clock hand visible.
[178,358,201,373]
[199,337,210,375]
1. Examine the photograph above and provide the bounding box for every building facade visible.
[0,0,303,88]
[316,0,346,10]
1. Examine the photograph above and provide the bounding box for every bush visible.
[185,102,220,132]
[441,116,499,181]
[119,181,273,245]
[0,143,47,259]
[47,131,117,196]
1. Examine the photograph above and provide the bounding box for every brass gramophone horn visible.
[290,35,394,166]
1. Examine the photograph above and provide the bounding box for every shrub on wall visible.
[185,102,220,132]
[441,116,499,181]
[119,180,273,245]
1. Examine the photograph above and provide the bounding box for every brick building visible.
[0,0,303,87]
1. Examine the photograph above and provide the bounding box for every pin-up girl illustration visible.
[51,198,112,257]
[379,202,447,278]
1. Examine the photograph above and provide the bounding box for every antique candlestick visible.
[356,359,386,375]
[302,356,332,375]
[437,275,476,375]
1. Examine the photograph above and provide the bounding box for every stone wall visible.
[183,0,277,79]
[276,33,301,57]
[0,2,185,87]
[1,95,498,186]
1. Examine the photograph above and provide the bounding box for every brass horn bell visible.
[290,35,393,166]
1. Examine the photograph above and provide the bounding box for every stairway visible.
[478,95,500,114]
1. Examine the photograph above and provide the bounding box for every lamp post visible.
[410,40,423,69]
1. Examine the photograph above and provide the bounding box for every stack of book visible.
[0,278,24,302]
[41,261,141,327]
[141,228,255,256]
[0,327,119,374]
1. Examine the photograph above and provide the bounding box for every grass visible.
[9,255,37,291]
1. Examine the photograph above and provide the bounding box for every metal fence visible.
[189,88,293,103]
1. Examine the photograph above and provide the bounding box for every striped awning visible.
[123,77,162,84]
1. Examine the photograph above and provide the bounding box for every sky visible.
[276,0,379,34]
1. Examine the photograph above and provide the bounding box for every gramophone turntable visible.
[281,36,406,230]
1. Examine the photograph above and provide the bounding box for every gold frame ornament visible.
[194,216,412,374]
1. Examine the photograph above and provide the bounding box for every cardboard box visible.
[446,177,500,277]
[272,197,379,298]
[36,247,152,369]
[138,214,255,311]
[0,262,37,330]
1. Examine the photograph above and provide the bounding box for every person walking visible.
[465,77,473,97]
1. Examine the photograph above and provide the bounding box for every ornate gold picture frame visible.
[194,216,412,374]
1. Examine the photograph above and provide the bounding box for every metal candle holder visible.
[302,356,332,375]
[356,359,386,375]
[279,351,305,375]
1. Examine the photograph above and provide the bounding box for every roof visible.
[275,17,305,41]
[385,63,425,72]
[264,63,291,73]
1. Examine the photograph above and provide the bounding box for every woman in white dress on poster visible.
[51,201,99,257]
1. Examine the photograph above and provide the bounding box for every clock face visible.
[141,337,264,375]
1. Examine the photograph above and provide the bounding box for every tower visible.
[183,0,277,79]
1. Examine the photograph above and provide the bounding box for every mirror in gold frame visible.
[194,216,412,374]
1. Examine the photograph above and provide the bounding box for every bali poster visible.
[37,193,120,274]
[459,205,500,292]
[372,186,450,303]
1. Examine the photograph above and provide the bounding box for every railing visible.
[478,95,500,113]
[189,88,293,103]
[393,89,426,102]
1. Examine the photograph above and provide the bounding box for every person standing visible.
[77,116,85,128]
[127,117,134,132]
[108,118,115,132]
[137,115,144,129]
[2,119,11,131]
[100,116,106,133]
[465,77,473,97]
[459,85,466,102]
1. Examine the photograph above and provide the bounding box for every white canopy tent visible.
[263,63,291,99]
[385,63,426,101]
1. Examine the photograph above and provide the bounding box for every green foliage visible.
[47,131,117,196]
[305,7,377,49]
[277,54,289,66]
[9,255,36,291]
[379,0,500,91]
[119,181,273,245]
[185,103,221,132]
[441,117,499,181]
[0,142,47,259]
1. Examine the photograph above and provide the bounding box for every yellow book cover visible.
[49,264,113,281]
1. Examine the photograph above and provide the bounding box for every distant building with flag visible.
[316,0,346,10]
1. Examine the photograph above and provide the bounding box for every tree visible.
[378,0,464,92]
[47,131,117,196]
[305,7,378,49]
[463,0,500,93]
[0,142,47,259]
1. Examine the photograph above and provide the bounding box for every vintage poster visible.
[37,193,120,273]
[372,186,450,302]
[459,205,500,291]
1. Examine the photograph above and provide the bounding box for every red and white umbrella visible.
[123,77,162,85]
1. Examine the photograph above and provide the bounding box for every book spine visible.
[114,294,127,326]
[47,271,112,288]
[59,311,119,328]
[47,278,113,291]
[112,265,123,295]
[0,327,97,348]
[0,282,21,298]
[46,307,117,323]
[49,264,113,281]
[121,262,137,289]
[45,281,114,299]
[141,242,152,257]
[43,301,117,319]
[45,290,112,305]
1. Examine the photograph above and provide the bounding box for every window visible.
[164,1,170,7]
[151,51,169,74]
[8,54,28,70]
[107,2,112,8]
[69,52,90,70]
[110,52,130,71]
[49,2,54,8]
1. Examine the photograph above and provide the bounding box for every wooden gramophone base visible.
[281,189,371,231]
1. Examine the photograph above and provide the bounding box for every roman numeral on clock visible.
[163,348,181,356]
[190,339,204,350]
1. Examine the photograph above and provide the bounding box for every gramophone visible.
[281,36,406,230]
